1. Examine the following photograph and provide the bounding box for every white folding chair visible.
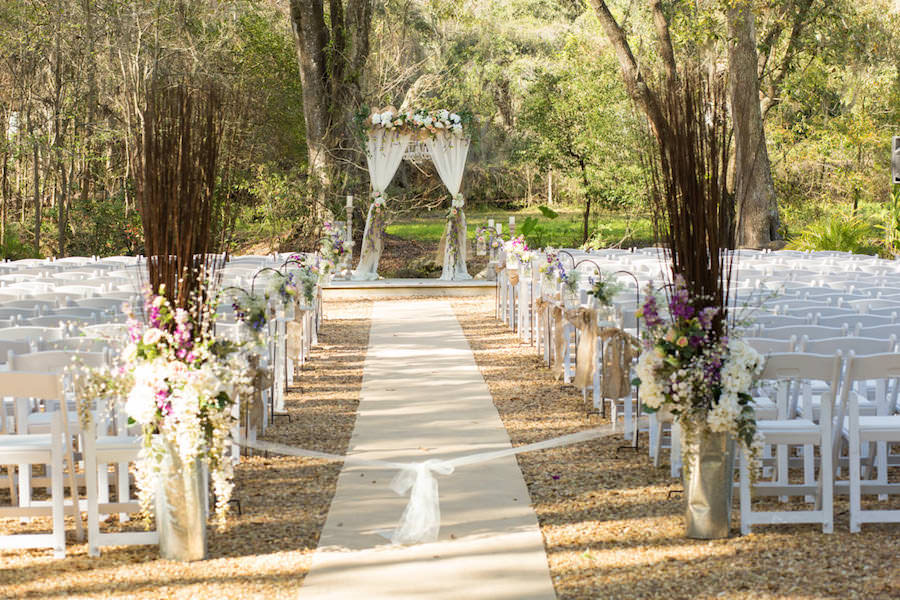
[739,352,842,534]
[841,352,900,532]
[0,371,83,557]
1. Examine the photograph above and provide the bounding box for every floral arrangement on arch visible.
[364,106,468,138]
[108,288,255,527]
[371,190,386,214]
[635,276,765,472]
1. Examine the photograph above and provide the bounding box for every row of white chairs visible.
[492,245,900,533]
[0,253,326,557]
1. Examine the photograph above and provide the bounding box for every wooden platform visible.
[323,278,495,299]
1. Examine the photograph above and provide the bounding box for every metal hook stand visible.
[572,260,646,455]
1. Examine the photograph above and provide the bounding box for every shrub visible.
[785,215,879,255]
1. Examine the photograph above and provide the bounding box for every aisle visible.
[297,300,556,600]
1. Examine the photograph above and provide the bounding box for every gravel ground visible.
[5,295,900,599]
[0,299,372,600]
[450,296,900,600]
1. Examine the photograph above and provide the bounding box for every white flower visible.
[371,113,382,125]
[450,112,461,123]
[381,111,393,123]
[125,383,159,425]
[438,109,450,121]
[452,194,465,208]
[452,123,463,134]
[434,120,444,129]
[142,328,163,346]
[707,392,741,433]
[424,116,433,126]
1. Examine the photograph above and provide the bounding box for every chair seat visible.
[758,419,820,443]
[752,396,778,420]
[843,416,900,440]
[0,433,53,450]
[95,436,142,452]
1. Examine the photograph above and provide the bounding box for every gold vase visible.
[683,429,736,539]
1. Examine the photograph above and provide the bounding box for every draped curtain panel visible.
[352,130,411,281]
[425,133,472,281]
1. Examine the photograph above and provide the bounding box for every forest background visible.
[0,0,897,264]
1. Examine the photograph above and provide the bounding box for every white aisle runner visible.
[297,300,556,600]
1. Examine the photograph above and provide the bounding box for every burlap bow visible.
[508,269,520,286]
[286,320,304,361]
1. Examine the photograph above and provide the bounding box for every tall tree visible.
[588,0,782,246]
[727,1,780,246]
[288,0,373,212]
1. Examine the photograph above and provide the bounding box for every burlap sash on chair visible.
[597,328,641,399]
[241,356,273,450]
[508,269,520,286]
[286,320,304,362]
[573,308,599,389]
[550,304,567,379]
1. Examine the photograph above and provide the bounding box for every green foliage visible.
[66,192,144,257]
[785,215,879,255]
[0,224,39,261]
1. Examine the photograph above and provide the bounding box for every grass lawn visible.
[386,206,654,249]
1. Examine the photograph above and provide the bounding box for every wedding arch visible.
[351,107,472,281]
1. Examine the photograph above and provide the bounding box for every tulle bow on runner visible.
[389,459,455,544]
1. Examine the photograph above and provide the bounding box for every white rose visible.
[142,328,163,346]
[439,109,450,120]
[371,113,381,125]
[434,121,444,129]
[381,111,393,123]
[450,112,460,123]
[125,384,159,425]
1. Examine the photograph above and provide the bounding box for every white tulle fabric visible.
[425,133,471,281]
[353,130,411,281]
[237,418,638,545]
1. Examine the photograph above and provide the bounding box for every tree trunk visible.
[727,3,781,247]
[288,0,373,217]
[580,160,591,245]
[58,167,67,257]
[1,150,7,248]
[32,138,40,254]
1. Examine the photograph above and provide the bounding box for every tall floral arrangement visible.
[636,70,765,474]
[636,277,764,467]
[123,291,251,526]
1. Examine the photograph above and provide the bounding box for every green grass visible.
[386,207,653,249]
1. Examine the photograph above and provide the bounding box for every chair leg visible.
[670,421,682,479]
[117,463,130,522]
[849,430,862,533]
[51,433,66,558]
[18,461,31,522]
[804,442,815,504]
[85,441,100,557]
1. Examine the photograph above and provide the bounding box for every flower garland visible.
[365,191,387,255]
[365,107,468,137]
[446,194,465,266]
[634,276,765,475]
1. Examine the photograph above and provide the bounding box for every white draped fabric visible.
[425,133,471,281]
[352,130,411,281]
